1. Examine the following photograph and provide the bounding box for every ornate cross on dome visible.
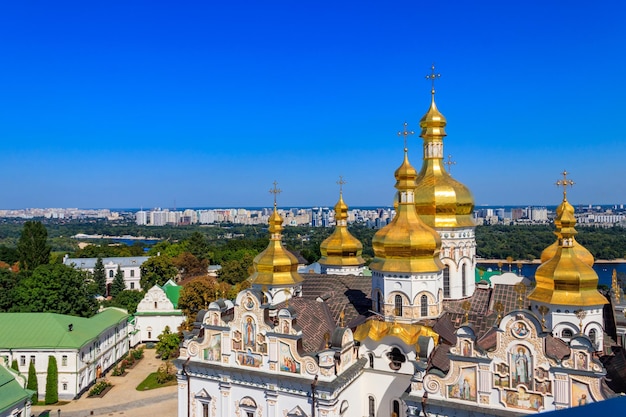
[445,154,456,173]
[269,181,282,206]
[398,121,414,151]
[337,176,346,194]
[556,170,575,198]
[425,64,441,94]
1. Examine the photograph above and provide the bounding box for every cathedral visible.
[174,70,622,417]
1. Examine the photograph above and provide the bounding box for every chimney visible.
[68,324,73,332]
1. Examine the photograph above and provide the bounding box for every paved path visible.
[31,348,177,417]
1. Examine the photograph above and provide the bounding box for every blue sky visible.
[1,1,624,209]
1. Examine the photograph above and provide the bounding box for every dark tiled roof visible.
[476,327,498,351]
[431,313,457,345]
[429,344,451,373]
[544,334,570,361]
[287,297,336,353]
[600,346,626,394]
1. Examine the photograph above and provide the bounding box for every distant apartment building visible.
[135,210,148,225]
[63,255,149,294]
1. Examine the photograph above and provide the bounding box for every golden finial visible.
[398,121,415,151]
[339,308,345,327]
[517,262,523,276]
[269,181,282,207]
[556,170,575,200]
[445,154,456,173]
[494,302,504,324]
[506,256,513,272]
[514,282,526,309]
[462,300,471,324]
[538,305,549,328]
[425,63,441,95]
[575,309,587,332]
[337,176,346,194]
[497,261,503,272]
[612,269,620,303]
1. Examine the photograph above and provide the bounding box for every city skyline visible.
[1,2,625,209]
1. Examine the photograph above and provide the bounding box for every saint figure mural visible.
[511,346,531,388]
[244,317,256,348]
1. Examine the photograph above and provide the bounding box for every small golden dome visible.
[319,193,365,267]
[415,92,474,228]
[529,184,606,307]
[370,150,443,273]
[249,204,303,286]
[540,197,593,266]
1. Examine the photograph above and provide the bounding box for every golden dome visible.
[370,149,443,273]
[319,192,365,267]
[529,183,606,307]
[249,204,303,286]
[414,90,475,228]
[540,194,593,266]
[353,319,440,347]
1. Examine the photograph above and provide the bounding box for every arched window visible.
[368,396,375,417]
[394,295,403,317]
[368,352,374,368]
[443,266,450,298]
[392,400,400,417]
[376,291,382,313]
[589,329,597,344]
[462,265,467,297]
[421,294,428,317]
[562,329,573,338]
[109,270,114,278]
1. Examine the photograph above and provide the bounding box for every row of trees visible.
[12,355,58,405]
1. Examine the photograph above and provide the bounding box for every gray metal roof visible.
[63,256,150,269]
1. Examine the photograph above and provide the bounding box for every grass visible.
[135,372,177,391]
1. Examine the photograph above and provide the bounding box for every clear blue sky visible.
[1,1,624,209]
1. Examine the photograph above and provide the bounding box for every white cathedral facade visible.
[175,73,617,417]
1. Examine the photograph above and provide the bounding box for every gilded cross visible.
[556,170,574,198]
[425,63,441,93]
[445,154,456,173]
[337,176,346,194]
[269,181,282,206]
[398,122,414,151]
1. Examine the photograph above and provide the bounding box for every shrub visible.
[155,362,176,384]
[45,355,58,404]
[132,348,144,360]
[88,380,111,397]
[11,359,19,373]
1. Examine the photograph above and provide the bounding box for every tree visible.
[110,266,126,298]
[27,360,38,403]
[186,232,211,261]
[93,257,106,297]
[103,290,145,314]
[45,355,58,404]
[218,253,254,285]
[172,252,209,280]
[11,359,19,372]
[155,326,181,360]
[0,269,18,312]
[140,255,178,290]
[12,264,99,317]
[178,276,220,319]
[17,221,51,271]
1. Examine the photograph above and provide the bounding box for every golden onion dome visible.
[414,89,475,228]
[319,192,365,267]
[529,185,606,307]
[249,204,303,286]
[370,149,443,273]
[540,195,593,266]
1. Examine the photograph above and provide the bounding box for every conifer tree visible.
[93,257,107,297]
[27,360,38,403]
[11,359,19,373]
[45,355,58,404]
[110,266,126,298]
[17,221,51,271]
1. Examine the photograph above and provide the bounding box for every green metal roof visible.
[162,280,181,308]
[0,308,129,350]
[475,268,502,284]
[0,365,32,411]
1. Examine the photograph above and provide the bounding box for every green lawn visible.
[136,372,177,391]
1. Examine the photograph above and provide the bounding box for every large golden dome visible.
[319,192,365,267]
[529,183,606,307]
[249,204,303,286]
[414,89,474,229]
[370,149,443,273]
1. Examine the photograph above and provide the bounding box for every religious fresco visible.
[243,317,256,349]
[509,345,532,389]
[282,319,290,334]
[575,352,588,370]
[494,374,509,388]
[203,334,221,362]
[232,330,242,351]
[256,333,267,354]
[237,349,262,368]
[511,321,530,338]
[462,340,472,356]
[447,367,476,402]
[244,296,255,310]
[503,387,543,411]
[571,380,594,407]
[280,342,301,373]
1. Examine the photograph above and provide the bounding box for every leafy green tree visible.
[93,257,106,296]
[173,252,209,280]
[148,241,186,258]
[0,245,19,264]
[12,264,98,317]
[178,277,220,319]
[27,361,38,403]
[0,269,18,312]
[103,290,145,314]
[11,359,19,372]
[17,221,51,271]
[110,266,126,298]
[155,326,181,360]
[45,356,58,404]
[218,253,254,285]
[140,255,178,290]
[186,232,211,261]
